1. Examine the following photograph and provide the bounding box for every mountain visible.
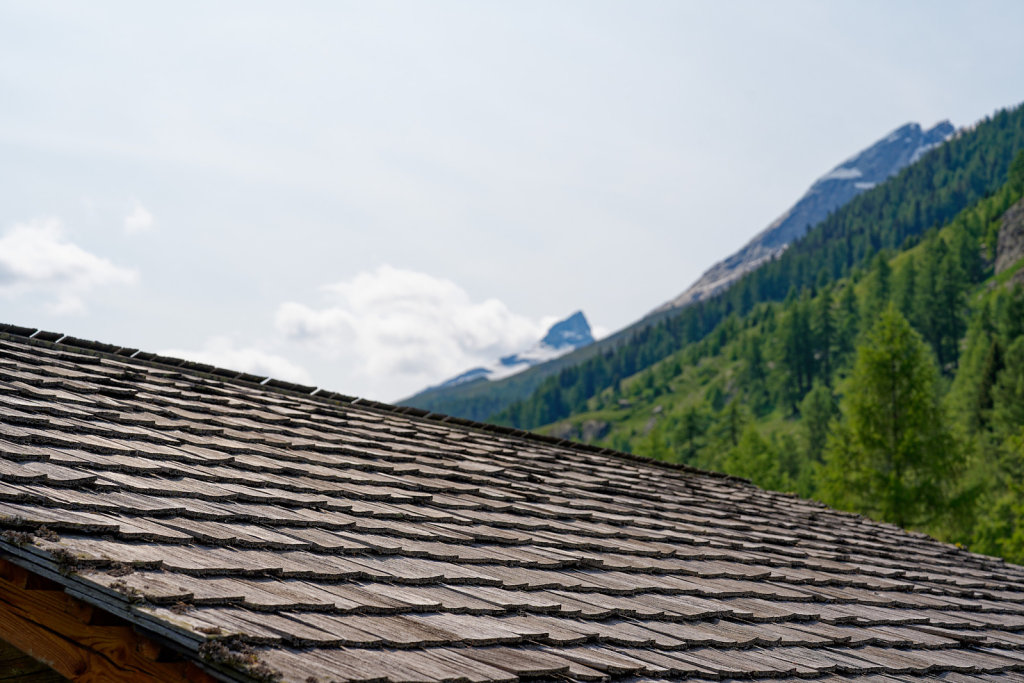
[526,151,1024,560]
[405,310,594,395]
[407,110,1024,428]
[488,104,1024,563]
[539,310,593,349]
[496,104,1024,433]
[653,120,956,313]
[400,118,969,422]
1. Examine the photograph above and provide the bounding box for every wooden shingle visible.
[0,330,1022,682]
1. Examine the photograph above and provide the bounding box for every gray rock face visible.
[580,419,610,443]
[548,418,610,444]
[654,120,956,313]
[996,197,1024,275]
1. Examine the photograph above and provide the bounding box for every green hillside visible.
[496,104,1024,430]
[409,106,1024,425]
[513,149,1024,561]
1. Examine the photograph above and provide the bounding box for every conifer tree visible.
[800,383,836,463]
[673,405,708,465]
[780,294,814,410]
[912,238,942,359]
[992,338,1024,438]
[835,283,859,363]
[895,256,917,320]
[713,399,747,450]
[724,427,787,491]
[741,335,769,414]
[821,305,962,529]
[813,287,835,384]
[936,248,968,370]
[863,254,892,320]
[1010,149,1024,192]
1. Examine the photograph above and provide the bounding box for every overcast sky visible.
[2,1,1023,401]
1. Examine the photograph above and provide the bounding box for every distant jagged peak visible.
[541,311,594,349]
[416,310,595,393]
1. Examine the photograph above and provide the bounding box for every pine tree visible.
[813,287,835,384]
[673,405,708,465]
[821,305,962,529]
[975,340,1004,431]
[712,399,746,450]
[895,256,917,320]
[992,338,1024,438]
[863,254,892,320]
[779,294,814,410]
[835,283,859,363]
[912,238,942,360]
[1010,149,1024,192]
[800,383,836,463]
[968,337,1024,562]
[740,335,769,415]
[948,297,999,433]
[724,427,787,491]
[936,248,968,370]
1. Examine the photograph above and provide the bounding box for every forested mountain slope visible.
[497,104,1024,431]
[518,145,1024,562]
[400,119,961,421]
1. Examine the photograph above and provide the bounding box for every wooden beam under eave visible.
[0,637,67,682]
[0,557,220,683]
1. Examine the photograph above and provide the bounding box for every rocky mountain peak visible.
[541,311,594,349]
[411,310,595,394]
[652,119,957,313]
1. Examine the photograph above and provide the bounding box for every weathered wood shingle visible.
[0,331,1023,682]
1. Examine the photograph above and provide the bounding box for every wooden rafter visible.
[0,557,219,683]
[0,637,66,681]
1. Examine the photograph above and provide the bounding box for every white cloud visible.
[123,200,154,234]
[159,336,312,384]
[275,265,551,393]
[0,218,138,313]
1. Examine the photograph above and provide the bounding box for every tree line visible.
[539,154,1024,562]
[487,107,1024,563]
[494,104,1024,431]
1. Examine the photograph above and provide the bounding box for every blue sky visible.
[2,1,1023,400]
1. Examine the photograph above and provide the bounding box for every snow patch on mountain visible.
[820,167,863,181]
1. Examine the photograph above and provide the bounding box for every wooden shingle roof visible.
[0,327,1023,683]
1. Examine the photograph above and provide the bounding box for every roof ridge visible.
[0,323,748,486]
